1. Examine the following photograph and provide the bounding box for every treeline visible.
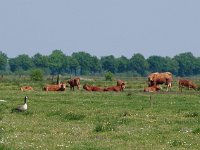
[0,50,200,77]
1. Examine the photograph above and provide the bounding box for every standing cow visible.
[148,72,173,91]
[68,77,80,91]
[178,79,197,92]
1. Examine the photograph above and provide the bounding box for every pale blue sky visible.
[1,0,200,58]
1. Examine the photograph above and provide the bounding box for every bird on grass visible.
[12,96,28,112]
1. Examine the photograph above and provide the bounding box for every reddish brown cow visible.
[178,79,198,92]
[144,85,161,92]
[68,77,80,91]
[83,84,103,91]
[116,80,126,91]
[20,86,33,91]
[104,85,124,92]
[43,83,66,91]
[148,72,173,91]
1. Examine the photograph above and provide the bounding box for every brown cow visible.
[117,80,126,91]
[68,77,80,91]
[43,83,66,91]
[83,84,103,91]
[178,79,198,92]
[20,86,33,91]
[104,85,124,92]
[144,85,161,92]
[148,72,173,91]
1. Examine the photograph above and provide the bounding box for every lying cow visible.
[117,80,126,91]
[43,83,66,91]
[144,85,161,92]
[178,79,198,92]
[148,72,173,91]
[68,77,80,91]
[83,84,103,91]
[104,85,124,92]
[20,86,33,91]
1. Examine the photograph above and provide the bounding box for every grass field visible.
[0,77,200,150]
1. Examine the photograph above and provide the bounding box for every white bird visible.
[15,96,28,112]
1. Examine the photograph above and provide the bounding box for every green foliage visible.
[48,50,66,74]
[105,71,113,81]
[9,54,33,72]
[30,69,44,81]
[2,50,200,77]
[174,52,196,76]
[129,53,149,76]
[0,51,8,71]
[101,55,118,73]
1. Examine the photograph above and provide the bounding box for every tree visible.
[90,56,102,74]
[129,53,149,76]
[0,51,8,71]
[116,56,129,73]
[72,51,93,75]
[147,56,167,73]
[193,57,200,75]
[9,54,34,72]
[163,57,179,75]
[48,50,66,75]
[174,52,196,76]
[32,53,49,68]
[68,57,80,75]
[101,55,118,73]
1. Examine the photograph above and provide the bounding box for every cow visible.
[148,72,173,91]
[43,83,66,91]
[83,84,103,91]
[178,79,198,92]
[67,77,80,91]
[144,85,161,92]
[116,80,126,91]
[20,86,33,91]
[104,85,124,92]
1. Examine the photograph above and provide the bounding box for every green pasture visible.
[0,77,200,150]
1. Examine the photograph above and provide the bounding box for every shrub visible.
[30,69,44,81]
[105,71,113,81]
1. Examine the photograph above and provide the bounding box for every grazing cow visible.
[68,77,80,91]
[178,79,198,92]
[83,84,103,91]
[116,80,126,91]
[104,85,124,92]
[144,85,161,92]
[20,86,33,91]
[43,83,66,91]
[148,72,173,91]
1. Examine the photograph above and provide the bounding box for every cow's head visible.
[155,85,161,91]
[60,83,66,91]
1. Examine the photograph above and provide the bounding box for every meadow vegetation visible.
[0,76,200,150]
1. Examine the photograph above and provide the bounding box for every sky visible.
[1,0,200,59]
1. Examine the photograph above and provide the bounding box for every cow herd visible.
[144,72,198,92]
[20,72,199,93]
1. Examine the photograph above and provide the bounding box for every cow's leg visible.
[180,85,183,92]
